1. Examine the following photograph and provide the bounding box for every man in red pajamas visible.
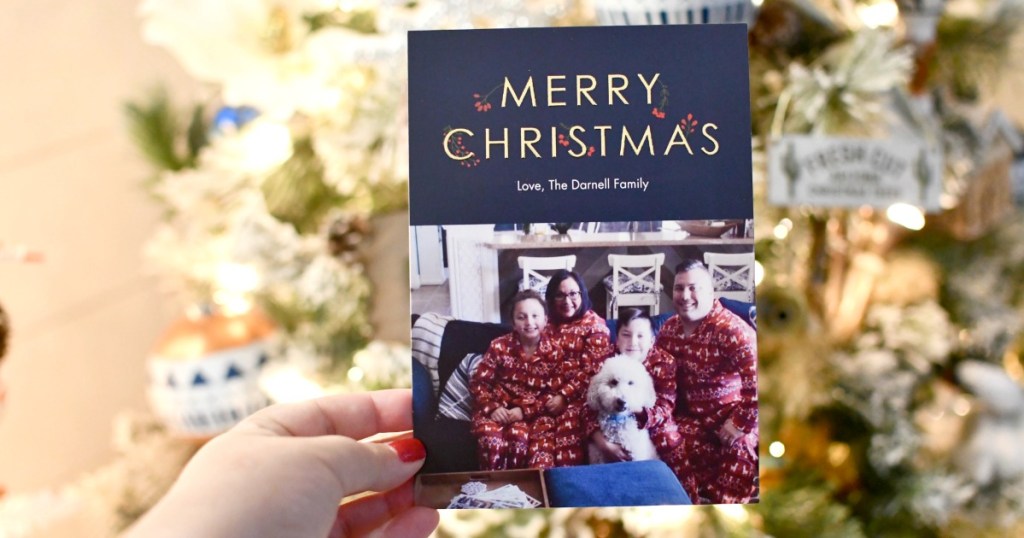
[655,259,758,504]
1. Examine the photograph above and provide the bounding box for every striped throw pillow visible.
[436,353,484,421]
[411,313,452,395]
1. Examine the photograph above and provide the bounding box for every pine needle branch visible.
[123,87,187,173]
[933,6,1024,101]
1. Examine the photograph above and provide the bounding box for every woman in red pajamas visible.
[543,270,613,467]
[470,290,570,470]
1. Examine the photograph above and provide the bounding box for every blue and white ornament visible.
[593,0,757,27]
[211,105,260,136]
[146,307,275,438]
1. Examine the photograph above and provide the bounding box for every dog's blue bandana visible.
[604,414,629,426]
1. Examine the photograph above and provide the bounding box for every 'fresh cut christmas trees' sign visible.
[768,135,942,211]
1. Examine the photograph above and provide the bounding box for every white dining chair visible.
[703,251,755,302]
[604,253,664,319]
[517,255,577,294]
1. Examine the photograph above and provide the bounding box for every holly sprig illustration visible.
[651,81,669,119]
[443,126,480,168]
[472,84,501,112]
[680,112,698,133]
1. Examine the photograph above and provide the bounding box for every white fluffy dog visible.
[586,354,659,463]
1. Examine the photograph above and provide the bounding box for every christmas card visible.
[408,24,759,507]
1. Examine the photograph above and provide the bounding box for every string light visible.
[754,260,765,287]
[769,441,785,458]
[828,443,850,467]
[214,263,260,315]
[886,203,926,230]
[773,217,794,240]
[952,396,972,417]
[212,291,253,316]
[856,0,899,28]
[239,120,294,172]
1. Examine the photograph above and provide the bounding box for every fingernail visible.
[387,438,426,463]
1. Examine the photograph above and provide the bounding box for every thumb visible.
[307,436,427,498]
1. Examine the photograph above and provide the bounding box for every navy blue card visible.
[408,24,752,226]
[409,25,758,509]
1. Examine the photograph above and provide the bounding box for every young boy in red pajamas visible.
[588,307,683,469]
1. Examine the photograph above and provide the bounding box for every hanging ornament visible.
[0,245,38,424]
[935,136,1015,240]
[954,360,1024,486]
[146,306,275,439]
[211,105,259,135]
[260,138,339,235]
[757,284,809,335]
[325,211,371,261]
[593,0,757,27]
[0,299,8,362]
[896,0,947,94]
[749,0,803,51]
[897,0,947,46]
[0,299,8,421]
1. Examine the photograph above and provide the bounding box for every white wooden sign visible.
[768,135,942,211]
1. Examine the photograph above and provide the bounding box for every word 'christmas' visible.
[444,124,719,159]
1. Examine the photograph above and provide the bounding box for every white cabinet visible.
[410,225,447,288]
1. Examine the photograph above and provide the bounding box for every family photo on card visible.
[410,220,758,507]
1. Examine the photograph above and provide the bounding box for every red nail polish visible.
[387,438,426,463]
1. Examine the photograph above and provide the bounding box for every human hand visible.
[633,409,649,429]
[125,389,438,538]
[718,420,744,447]
[544,395,566,415]
[491,407,512,423]
[592,430,629,462]
[508,407,524,422]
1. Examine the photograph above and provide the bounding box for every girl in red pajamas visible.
[470,290,572,470]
